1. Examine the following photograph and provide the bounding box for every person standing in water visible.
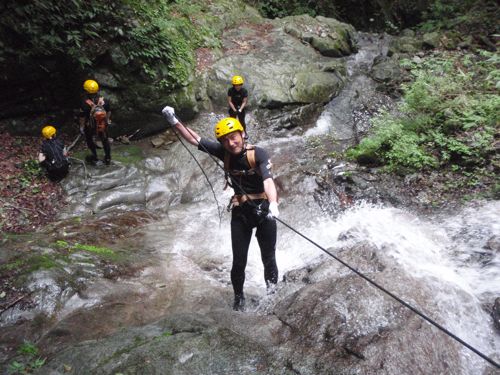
[162,106,279,311]
[227,75,248,138]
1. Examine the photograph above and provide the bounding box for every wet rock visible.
[254,103,322,132]
[150,136,166,148]
[370,56,404,83]
[116,135,131,144]
[273,242,462,375]
[484,236,500,253]
[282,267,314,284]
[33,312,282,375]
[206,15,352,127]
[282,14,357,57]
[388,35,422,55]
[492,297,500,332]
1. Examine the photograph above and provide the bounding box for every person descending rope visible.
[227,75,248,138]
[79,79,112,165]
[38,125,69,182]
[162,106,280,311]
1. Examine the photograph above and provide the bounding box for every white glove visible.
[162,106,179,126]
[268,201,279,218]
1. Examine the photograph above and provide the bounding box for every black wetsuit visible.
[198,139,278,297]
[79,94,111,163]
[227,87,248,131]
[40,138,69,182]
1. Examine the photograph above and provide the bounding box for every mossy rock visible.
[281,14,357,57]
[71,145,145,166]
[290,71,344,103]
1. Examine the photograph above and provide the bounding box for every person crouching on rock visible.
[38,125,69,182]
[162,106,280,312]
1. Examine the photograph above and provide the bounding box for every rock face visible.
[1,3,357,140]
[28,242,463,375]
[205,14,355,130]
[493,297,500,332]
[272,243,463,375]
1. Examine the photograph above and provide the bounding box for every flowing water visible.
[12,31,497,374]
[144,172,499,372]
[137,32,500,372]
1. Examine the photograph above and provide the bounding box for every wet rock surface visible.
[20,242,468,375]
[2,20,499,375]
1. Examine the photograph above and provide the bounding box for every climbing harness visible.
[223,145,258,189]
[226,192,268,212]
[173,121,500,369]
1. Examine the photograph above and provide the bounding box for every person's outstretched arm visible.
[162,106,201,146]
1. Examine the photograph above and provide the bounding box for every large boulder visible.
[273,242,463,375]
[282,15,357,57]
[205,15,354,129]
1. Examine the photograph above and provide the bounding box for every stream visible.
[1,32,499,375]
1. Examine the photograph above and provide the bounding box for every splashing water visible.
[151,195,499,372]
[273,201,500,372]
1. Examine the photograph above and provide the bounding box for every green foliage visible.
[73,243,115,256]
[18,342,38,356]
[55,239,116,257]
[1,0,224,90]
[27,255,59,272]
[0,259,24,272]
[0,254,61,275]
[420,0,499,34]
[8,341,45,374]
[19,160,43,189]
[260,0,316,18]
[244,0,337,19]
[1,0,124,68]
[347,51,499,176]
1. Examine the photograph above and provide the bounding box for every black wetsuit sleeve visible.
[79,99,90,119]
[254,147,273,180]
[198,138,225,160]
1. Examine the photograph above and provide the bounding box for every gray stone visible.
[485,236,500,252]
[422,31,441,49]
[493,297,500,331]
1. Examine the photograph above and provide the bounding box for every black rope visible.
[275,217,500,369]
[172,119,500,369]
[172,129,223,225]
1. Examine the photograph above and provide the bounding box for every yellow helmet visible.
[83,79,99,94]
[231,75,244,85]
[42,125,56,139]
[214,117,244,139]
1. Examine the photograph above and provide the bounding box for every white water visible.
[157,194,499,373]
[146,31,500,373]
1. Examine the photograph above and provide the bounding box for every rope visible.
[173,120,500,369]
[275,217,500,369]
[172,129,223,225]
